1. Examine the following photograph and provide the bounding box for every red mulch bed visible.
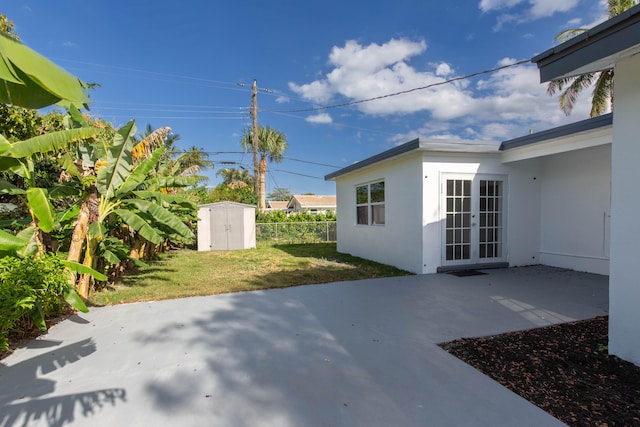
[438,316,640,426]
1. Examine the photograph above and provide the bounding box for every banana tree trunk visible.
[127,235,144,269]
[67,187,97,287]
[30,220,45,257]
[143,240,155,260]
[259,158,267,212]
[77,237,98,299]
[67,204,89,264]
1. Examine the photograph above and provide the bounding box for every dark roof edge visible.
[325,138,421,181]
[531,4,640,64]
[500,113,612,151]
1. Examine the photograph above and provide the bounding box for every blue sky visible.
[4,1,609,196]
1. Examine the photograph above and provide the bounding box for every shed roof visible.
[532,4,640,82]
[325,138,499,181]
[199,201,256,209]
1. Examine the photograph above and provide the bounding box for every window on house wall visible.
[356,181,385,225]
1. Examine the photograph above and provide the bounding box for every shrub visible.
[256,210,336,223]
[0,254,73,351]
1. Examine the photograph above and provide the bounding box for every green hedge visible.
[256,210,336,223]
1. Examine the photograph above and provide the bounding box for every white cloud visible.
[566,18,583,26]
[291,38,594,143]
[482,0,580,29]
[530,0,579,18]
[435,63,454,77]
[479,0,524,13]
[289,38,427,106]
[306,113,333,124]
[289,80,332,104]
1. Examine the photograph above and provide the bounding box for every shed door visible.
[226,208,244,250]
[210,206,245,250]
[210,207,228,250]
[441,174,507,267]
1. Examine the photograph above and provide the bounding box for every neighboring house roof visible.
[532,4,640,82]
[288,195,336,209]
[325,138,499,181]
[267,200,288,210]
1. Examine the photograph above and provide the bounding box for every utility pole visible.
[250,79,260,209]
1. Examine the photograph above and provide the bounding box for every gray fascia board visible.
[532,4,640,82]
[499,113,612,151]
[325,138,420,181]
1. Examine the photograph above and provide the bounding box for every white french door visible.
[441,174,507,267]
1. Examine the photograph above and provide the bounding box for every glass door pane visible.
[445,179,472,261]
[479,180,503,259]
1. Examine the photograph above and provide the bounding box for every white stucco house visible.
[326,4,640,366]
[326,113,612,277]
[532,4,640,365]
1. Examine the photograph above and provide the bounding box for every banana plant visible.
[0,128,98,255]
[0,127,104,315]
[72,120,197,297]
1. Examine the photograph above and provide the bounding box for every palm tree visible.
[547,0,637,116]
[240,126,287,210]
[216,167,254,186]
[173,145,213,179]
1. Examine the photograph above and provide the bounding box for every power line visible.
[269,59,531,113]
[94,115,247,120]
[271,169,325,180]
[282,157,341,168]
[94,102,249,110]
[96,107,247,114]
[173,151,342,169]
[52,58,242,87]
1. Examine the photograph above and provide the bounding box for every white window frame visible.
[355,180,385,226]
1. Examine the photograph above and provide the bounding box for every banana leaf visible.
[9,128,99,159]
[0,32,91,109]
[123,199,194,240]
[113,208,163,244]
[0,179,25,195]
[0,229,27,251]
[96,120,136,199]
[61,260,107,282]
[132,190,198,210]
[116,145,167,196]
[26,187,55,233]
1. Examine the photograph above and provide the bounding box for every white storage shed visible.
[197,201,256,251]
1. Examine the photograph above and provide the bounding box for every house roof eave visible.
[325,138,499,181]
[500,113,612,151]
[532,4,640,83]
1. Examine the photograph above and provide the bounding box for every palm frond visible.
[558,73,596,115]
[178,164,200,177]
[590,69,614,117]
[554,28,588,43]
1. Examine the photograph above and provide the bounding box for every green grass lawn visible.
[88,242,411,305]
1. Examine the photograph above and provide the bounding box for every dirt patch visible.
[439,316,640,426]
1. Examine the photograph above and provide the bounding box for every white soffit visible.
[501,126,612,163]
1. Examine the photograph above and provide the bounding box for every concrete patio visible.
[0,266,608,426]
